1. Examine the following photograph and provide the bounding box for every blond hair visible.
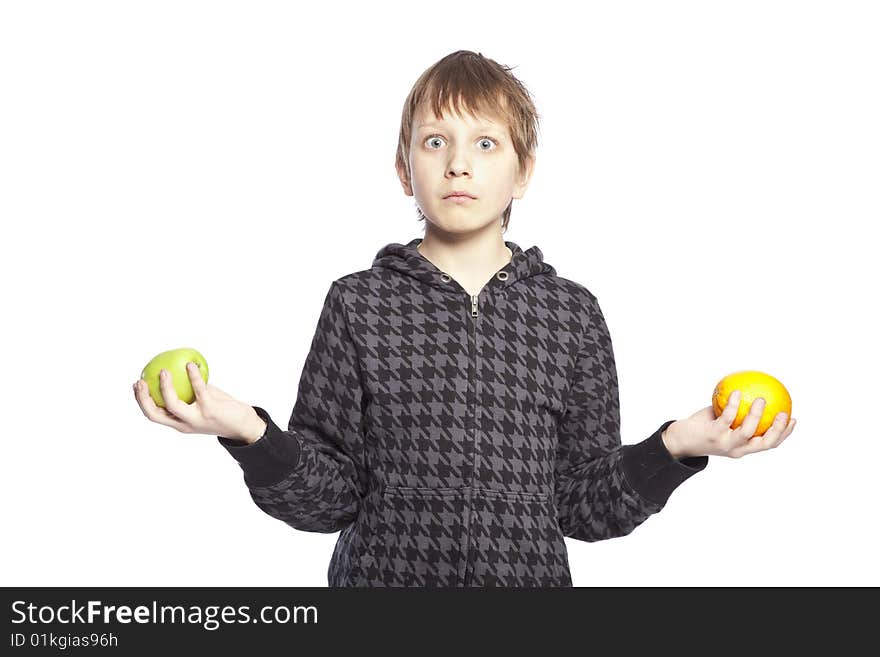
[396,50,541,233]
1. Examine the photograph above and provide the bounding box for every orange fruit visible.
[712,370,792,436]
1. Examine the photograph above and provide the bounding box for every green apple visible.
[140,347,209,408]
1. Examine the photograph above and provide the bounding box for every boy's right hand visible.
[133,362,266,443]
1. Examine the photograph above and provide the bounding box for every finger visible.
[735,414,794,457]
[725,396,766,454]
[135,379,192,432]
[720,389,742,426]
[133,379,156,418]
[159,369,195,424]
[761,412,790,449]
[186,362,206,401]
[743,411,786,452]
[775,417,797,446]
[736,397,766,441]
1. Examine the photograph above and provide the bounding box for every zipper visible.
[462,291,480,586]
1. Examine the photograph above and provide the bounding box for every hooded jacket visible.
[217,237,709,587]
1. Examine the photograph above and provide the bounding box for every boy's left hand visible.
[662,390,797,459]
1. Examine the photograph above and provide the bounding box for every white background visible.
[2,0,877,587]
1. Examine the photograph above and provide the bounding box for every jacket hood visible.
[372,237,556,293]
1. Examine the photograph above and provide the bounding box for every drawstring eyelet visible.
[496,271,509,281]
[440,273,451,283]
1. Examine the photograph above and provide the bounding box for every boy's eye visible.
[423,134,498,151]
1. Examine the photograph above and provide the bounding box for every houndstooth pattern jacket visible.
[218,237,708,586]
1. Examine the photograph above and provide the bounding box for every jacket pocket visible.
[365,485,466,587]
[467,489,572,587]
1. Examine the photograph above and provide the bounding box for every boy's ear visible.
[511,155,536,200]
[397,162,414,197]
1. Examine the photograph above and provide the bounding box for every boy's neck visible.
[417,230,512,296]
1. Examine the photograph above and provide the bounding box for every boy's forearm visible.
[231,410,268,445]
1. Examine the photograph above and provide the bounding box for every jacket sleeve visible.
[216,280,367,534]
[553,292,708,542]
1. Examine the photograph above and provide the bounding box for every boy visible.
[133,50,796,586]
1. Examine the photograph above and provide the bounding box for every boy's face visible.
[398,104,535,235]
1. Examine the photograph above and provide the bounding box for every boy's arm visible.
[217,280,367,535]
[554,292,708,542]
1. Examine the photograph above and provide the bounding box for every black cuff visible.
[217,406,302,487]
[620,420,709,507]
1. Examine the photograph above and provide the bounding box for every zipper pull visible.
[471,294,479,317]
